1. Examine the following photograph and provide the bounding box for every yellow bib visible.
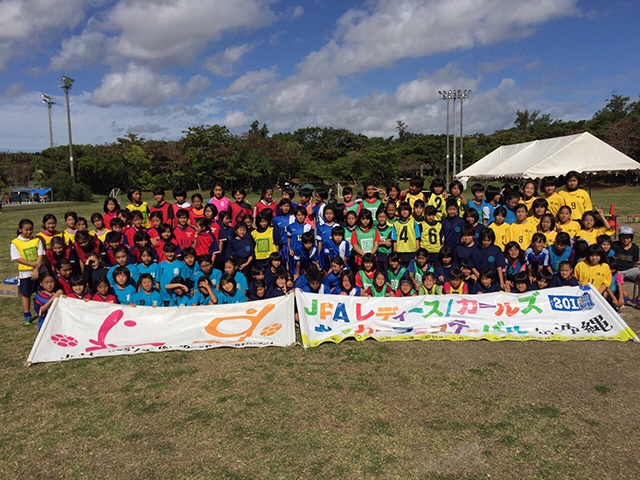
[12,237,41,271]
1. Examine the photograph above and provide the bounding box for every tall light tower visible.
[458,90,471,174]
[41,93,55,148]
[438,90,452,185]
[60,76,75,178]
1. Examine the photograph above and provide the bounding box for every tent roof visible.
[455,132,640,181]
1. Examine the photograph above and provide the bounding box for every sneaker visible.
[23,317,32,326]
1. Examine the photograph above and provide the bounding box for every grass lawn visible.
[1,188,640,479]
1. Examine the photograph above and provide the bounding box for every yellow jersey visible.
[538,229,557,246]
[127,202,151,228]
[426,193,447,221]
[544,192,565,217]
[404,192,426,210]
[522,196,537,212]
[574,262,611,290]
[251,228,278,260]
[62,228,76,246]
[394,219,420,253]
[11,237,41,271]
[558,189,592,221]
[576,227,614,246]
[489,222,510,250]
[557,220,581,239]
[419,221,442,254]
[506,221,535,250]
[36,231,61,250]
[91,228,111,243]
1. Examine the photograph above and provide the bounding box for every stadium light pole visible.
[60,76,75,178]
[452,92,457,178]
[438,90,452,185]
[458,90,471,174]
[41,93,55,148]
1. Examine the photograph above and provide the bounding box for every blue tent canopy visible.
[28,188,51,195]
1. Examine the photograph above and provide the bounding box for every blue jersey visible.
[226,235,255,261]
[294,246,319,275]
[170,292,192,306]
[483,203,497,225]
[191,291,212,305]
[113,284,137,305]
[137,263,159,282]
[323,239,350,266]
[525,247,550,270]
[325,271,341,291]
[133,290,163,307]
[158,259,190,302]
[470,282,501,294]
[108,263,139,287]
[183,263,202,290]
[293,275,330,294]
[453,244,475,268]
[548,245,572,273]
[466,200,488,219]
[330,285,361,296]
[232,271,249,292]
[469,245,506,272]
[273,214,295,244]
[433,264,454,284]
[441,216,466,250]
[217,290,247,304]
[201,268,223,288]
[505,207,517,225]
[287,222,313,254]
[316,222,337,247]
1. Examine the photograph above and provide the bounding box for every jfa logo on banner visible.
[546,293,594,312]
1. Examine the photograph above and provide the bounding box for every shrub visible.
[47,172,93,202]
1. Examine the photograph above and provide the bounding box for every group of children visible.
[11,171,640,328]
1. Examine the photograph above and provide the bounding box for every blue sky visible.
[0,0,638,152]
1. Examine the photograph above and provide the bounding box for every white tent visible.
[455,132,640,181]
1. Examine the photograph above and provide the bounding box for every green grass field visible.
[1,188,640,479]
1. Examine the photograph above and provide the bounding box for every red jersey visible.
[46,246,72,271]
[150,201,174,225]
[147,227,160,240]
[230,201,253,227]
[172,203,192,227]
[173,225,196,251]
[123,226,145,247]
[69,292,91,300]
[74,239,104,264]
[91,292,117,303]
[194,232,220,257]
[155,238,180,262]
[254,200,277,220]
[190,206,205,225]
[103,211,118,229]
[56,275,73,295]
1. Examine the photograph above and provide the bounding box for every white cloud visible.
[298,0,579,78]
[184,74,212,99]
[288,5,304,20]
[50,28,105,71]
[221,67,277,95]
[2,82,24,98]
[91,64,182,107]
[104,0,276,67]
[204,44,255,77]
[223,110,250,128]
[0,0,87,70]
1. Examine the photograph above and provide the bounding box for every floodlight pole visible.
[458,90,471,174]
[41,93,55,148]
[60,76,75,178]
[452,94,457,178]
[438,90,452,184]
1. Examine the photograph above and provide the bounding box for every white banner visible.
[296,286,638,347]
[28,295,296,364]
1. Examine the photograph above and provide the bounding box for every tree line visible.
[1,94,638,200]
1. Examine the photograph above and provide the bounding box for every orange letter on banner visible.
[205,304,276,342]
[320,302,334,320]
